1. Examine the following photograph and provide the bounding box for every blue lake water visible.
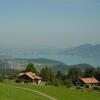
[12,54,100,67]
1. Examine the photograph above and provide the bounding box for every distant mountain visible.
[13,58,61,64]
[0,57,95,75]
[69,63,94,70]
[7,58,94,74]
[62,44,100,57]
[8,58,65,71]
[52,63,94,73]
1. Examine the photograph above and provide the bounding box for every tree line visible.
[24,63,100,87]
[0,63,100,87]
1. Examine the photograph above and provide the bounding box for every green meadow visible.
[0,82,100,100]
[0,84,49,100]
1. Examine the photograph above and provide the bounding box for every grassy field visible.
[0,82,100,100]
[0,83,50,100]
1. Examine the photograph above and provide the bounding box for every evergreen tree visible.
[40,67,47,81]
[56,71,66,80]
[95,67,100,81]
[40,66,54,82]
[84,68,96,78]
[25,63,37,73]
[67,67,82,82]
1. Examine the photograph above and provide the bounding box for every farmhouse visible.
[16,72,41,84]
[77,77,99,88]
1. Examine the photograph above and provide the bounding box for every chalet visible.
[77,77,99,88]
[16,72,41,84]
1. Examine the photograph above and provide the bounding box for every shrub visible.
[63,79,73,88]
[0,74,4,82]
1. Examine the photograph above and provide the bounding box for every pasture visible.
[0,82,100,100]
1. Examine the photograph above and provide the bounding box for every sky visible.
[0,0,100,49]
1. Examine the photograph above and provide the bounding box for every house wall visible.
[16,75,32,83]
[77,79,98,88]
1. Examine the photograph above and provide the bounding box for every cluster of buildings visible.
[16,71,100,88]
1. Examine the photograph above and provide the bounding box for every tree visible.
[56,71,66,80]
[48,77,63,86]
[83,68,96,78]
[25,63,38,73]
[40,66,54,83]
[56,71,66,85]
[0,74,4,82]
[95,67,100,81]
[67,67,82,82]
[63,79,73,88]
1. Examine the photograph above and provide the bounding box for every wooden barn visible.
[16,72,41,84]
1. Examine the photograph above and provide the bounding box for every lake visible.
[11,54,100,67]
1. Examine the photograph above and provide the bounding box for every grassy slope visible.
[0,83,49,100]
[16,84,100,100]
[0,82,100,100]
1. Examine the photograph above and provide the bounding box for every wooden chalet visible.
[77,77,99,88]
[16,72,41,84]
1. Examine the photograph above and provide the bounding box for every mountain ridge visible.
[61,44,100,57]
[0,58,95,75]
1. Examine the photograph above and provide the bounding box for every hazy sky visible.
[0,0,100,49]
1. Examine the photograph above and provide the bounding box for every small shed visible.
[16,72,41,84]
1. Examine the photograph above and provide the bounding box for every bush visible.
[94,86,100,91]
[47,78,63,86]
[0,74,4,82]
[63,79,73,88]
